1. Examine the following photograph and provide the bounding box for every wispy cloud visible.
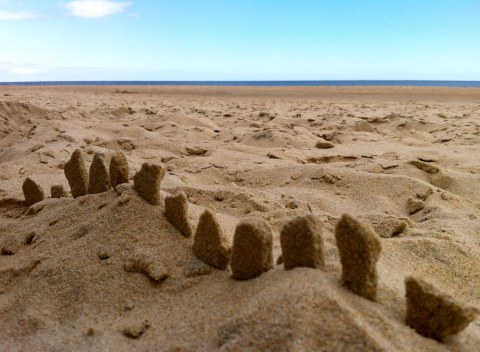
[9,67,49,75]
[64,0,132,18]
[0,10,45,20]
[0,62,50,77]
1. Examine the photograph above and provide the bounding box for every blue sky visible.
[0,0,479,81]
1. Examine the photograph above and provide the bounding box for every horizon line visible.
[1,79,480,83]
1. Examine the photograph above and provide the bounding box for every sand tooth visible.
[405,276,479,342]
[109,150,129,189]
[280,214,325,270]
[64,149,89,198]
[164,191,193,237]
[230,217,273,280]
[88,152,111,194]
[193,209,230,269]
[22,177,45,206]
[335,214,381,300]
[133,162,165,205]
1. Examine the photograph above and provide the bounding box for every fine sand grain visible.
[1,85,480,351]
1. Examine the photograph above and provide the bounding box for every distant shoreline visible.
[1,80,480,88]
[2,84,480,101]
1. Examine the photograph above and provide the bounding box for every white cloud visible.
[9,67,48,75]
[64,0,132,18]
[0,10,44,20]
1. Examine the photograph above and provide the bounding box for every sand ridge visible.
[1,85,480,351]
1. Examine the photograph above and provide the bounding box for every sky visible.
[0,0,479,81]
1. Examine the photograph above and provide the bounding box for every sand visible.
[1,85,480,351]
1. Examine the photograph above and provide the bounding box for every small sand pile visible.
[362,214,408,238]
[410,160,439,174]
[335,214,381,300]
[407,196,425,214]
[50,184,68,198]
[230,218,273,280]
[192,209,230,269]
[124,249,170,282]
[186,146,208,156]
[64,149,89,198]
[315,139,335,149]
[122,320,151,339]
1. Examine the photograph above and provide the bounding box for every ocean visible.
[0,80,479,87]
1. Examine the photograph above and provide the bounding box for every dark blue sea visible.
[0,80,480,87]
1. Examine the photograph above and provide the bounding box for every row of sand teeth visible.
[21,149,478,343]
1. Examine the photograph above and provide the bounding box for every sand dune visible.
[1,85,480,351]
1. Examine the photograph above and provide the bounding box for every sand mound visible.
[0,101,49,139]
[238,127,317,148]
[1,86,480,351]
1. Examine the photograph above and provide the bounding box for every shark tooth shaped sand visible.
[230,217,273,280]
[193,209,230,269]
[280,214,325,270]
[64,149,89,198]
[335,214,381,300]
[165,191,193,238]
[109,150,129,189]
[405,276,478,342]
[133,162,165,205]
[22,177,45,206]
[88,152,111,194]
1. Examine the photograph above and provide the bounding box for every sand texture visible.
[1,85,480,351]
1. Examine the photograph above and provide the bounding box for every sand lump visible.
[407,197,425,214]
[315,139,335,149]
[361,214,409,238]
[124,249,170,282]
[122,320,151,339]
[409,160,439,174]
[186,146,208,156]
[50,185,68,199]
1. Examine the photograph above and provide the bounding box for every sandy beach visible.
[1,85,480,351]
